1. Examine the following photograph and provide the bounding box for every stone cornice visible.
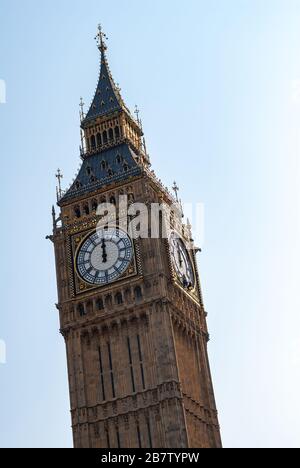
[70,380,182,427]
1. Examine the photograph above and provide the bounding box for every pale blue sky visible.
[1,0,300,448]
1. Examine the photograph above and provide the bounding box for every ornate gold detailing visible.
[69,226,139,296]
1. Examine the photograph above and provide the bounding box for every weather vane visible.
[95,24,108,52]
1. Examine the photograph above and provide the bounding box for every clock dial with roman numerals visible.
[76,227,133,286]
[170,231,195,290]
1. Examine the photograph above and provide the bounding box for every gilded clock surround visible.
[72,226,140,295]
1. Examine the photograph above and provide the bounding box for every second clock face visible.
[170,231,195,289]
[76,227,133,286]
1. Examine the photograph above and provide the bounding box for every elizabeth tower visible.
[51,28,222,449]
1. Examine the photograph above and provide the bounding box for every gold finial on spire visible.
[95,24,108,54]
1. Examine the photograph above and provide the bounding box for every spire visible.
[52,205,57,230]
[79,97,85,122]
[82,25,129,125]
[56,168,63,201]
[172,181,179,202]
[134,105,142,127]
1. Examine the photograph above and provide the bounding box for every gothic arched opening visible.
[74,206,81,218]
[108,128,114,141]
[83,204,90,216]
[86,301,93,314]
[115,293,123,305]
[105,295,112,308]
[96,133,102,147]
[78,303,85,317]
[115,126,120,139]
[92,199,98,212]
[91,135,96,149]
[134,286,143,301]
[96,298,104,310]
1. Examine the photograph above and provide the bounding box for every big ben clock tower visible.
[50,26,222,449]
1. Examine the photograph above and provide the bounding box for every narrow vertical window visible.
[91,135,96,149]
[134,286,143,301]
[98,346,106,401]
[74,206,81,218]
[96,133,102,147]
[92,199,98,212]
[147,419,153,448]
[106,427,111,448]
[96,298,104,310]
[83,204,90,216]
[137,334,146,390]
[107,342,116,398]
[78,303,85,317]
[116,427,121,448]
[127,337,136,393]
[115,292,123,305]
[137,424,142,448]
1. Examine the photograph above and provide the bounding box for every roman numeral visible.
[118,257,129,263]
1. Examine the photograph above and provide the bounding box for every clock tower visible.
[51,27,222,449]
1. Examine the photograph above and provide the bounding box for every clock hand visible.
[177,245,183,268]
[182,274,189,288]
[101,238,108,263]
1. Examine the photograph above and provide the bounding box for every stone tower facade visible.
[51,27,222,449]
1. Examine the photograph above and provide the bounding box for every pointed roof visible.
[59,143,141,204]
[82,26,130,125]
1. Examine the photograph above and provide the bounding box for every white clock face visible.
[76,227,133,286]
[170,231,195,289]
